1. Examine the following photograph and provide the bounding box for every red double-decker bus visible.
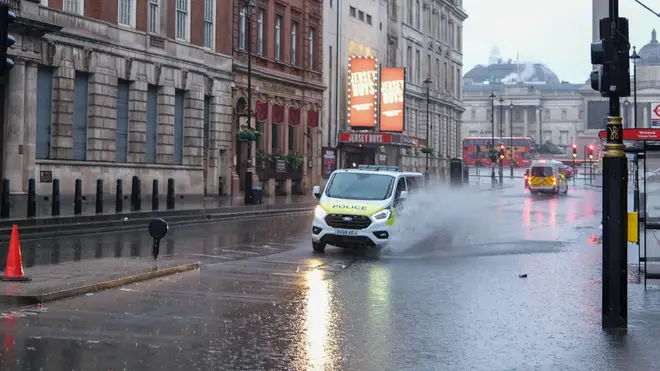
[462,137,534,167]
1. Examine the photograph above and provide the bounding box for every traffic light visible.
[590,17,630,97]
[588,144,594,159]
[0,4,16,77]
[572,144,577,158]
[499,145,505,160]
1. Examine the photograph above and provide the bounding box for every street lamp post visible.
[538,105,543,155]
[424,77,432,179]
[243,0,256,205]
[490,91,496,186]
[509,102,514,178]
[498,97,504,139]
[624,99,630,128]
[631,47,641,214]
[498,97,504,185]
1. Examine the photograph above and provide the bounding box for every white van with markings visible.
[310,165,425,253]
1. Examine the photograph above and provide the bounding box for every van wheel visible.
[312,242,326,253]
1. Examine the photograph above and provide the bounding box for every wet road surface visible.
[3,180,660,370]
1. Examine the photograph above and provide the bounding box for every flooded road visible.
[2,181,659,370]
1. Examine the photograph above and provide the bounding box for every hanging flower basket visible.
[237,127,260,142]
[421,147,434,154]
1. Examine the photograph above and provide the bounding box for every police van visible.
[311,165,425,253]
[528,159,569,195]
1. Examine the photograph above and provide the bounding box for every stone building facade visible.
[2,0,234,196]
[386,0,466,174]
[230,0,325,196]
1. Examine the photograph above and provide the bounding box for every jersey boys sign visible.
[348,57,378,128]
[379,67,405,132]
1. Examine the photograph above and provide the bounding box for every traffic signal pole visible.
[599,0,629,331]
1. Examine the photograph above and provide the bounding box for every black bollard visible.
[116,179,123,213]
[152,179,159,210]
[148,218,169,260]
[166,178,175,210]
[74,179,82,215]
[27,178,36,218]
[131,176,141,211]
[52,179,60,216]
[95,179,103,214]
[0,178,9,218]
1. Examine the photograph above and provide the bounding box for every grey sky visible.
[463,0,659,83]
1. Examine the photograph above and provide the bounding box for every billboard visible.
[348,56,378,128]
[379,67,405,132]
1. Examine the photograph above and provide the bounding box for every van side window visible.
[406,177,419,192]
[395,177,406,198]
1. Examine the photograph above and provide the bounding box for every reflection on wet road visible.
[4,183,660,370]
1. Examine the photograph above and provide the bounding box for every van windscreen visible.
[531,167,553,177]
[325,173,395,200]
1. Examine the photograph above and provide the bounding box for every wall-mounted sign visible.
[348,56,378,128]
[379,67,405,132]
[339,132,393,144]
[322,147,337,178]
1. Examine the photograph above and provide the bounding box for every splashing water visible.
[385,184,503,255]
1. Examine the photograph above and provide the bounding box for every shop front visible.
[337,131,428,169]
[231,78,323,197]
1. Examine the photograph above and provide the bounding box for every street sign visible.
[598,128,660,141]
[653,103,660,128]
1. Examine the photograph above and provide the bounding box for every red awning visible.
[272,104,284,124]
[288,107,301,126]
[307,111,319,128]
[255,101,269,121]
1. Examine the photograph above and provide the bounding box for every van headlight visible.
[314,205,327,218]
[372,209,391,221]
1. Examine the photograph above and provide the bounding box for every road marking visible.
[186,253,235,259]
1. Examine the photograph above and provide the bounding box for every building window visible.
[275,15,282,61]
[257,9,264,56]
[366,14,372,25]
[146,85,158,163]
[175,0,189,40]
[470,109,476,120]
[148,0,159,33]
[291,22,297,64]
[427,54,431,79]
[407,0,412,24]
[561,108,568,120]
[444,60,448,91]
[118,0,135,27]
[73,72,89,161]
[435,58,440,89]
[415,0,420,29]
[203,0,215,48]
[457,26,462,52]
[308,27,315,70]
[63,0,83,15]
[288,126,296,153]
[415,49,420,84]
[36,67,54,160]
[239,8,245,49]
[350,6,356,17]
[116,80,130,163]
[406,46,412,81]
[358,10,364,21]
[173,89,185,165]
[578,109,585,120]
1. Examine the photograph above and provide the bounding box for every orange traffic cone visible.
[1,225,31,282]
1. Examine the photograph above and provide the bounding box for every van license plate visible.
[335,229,358,236]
